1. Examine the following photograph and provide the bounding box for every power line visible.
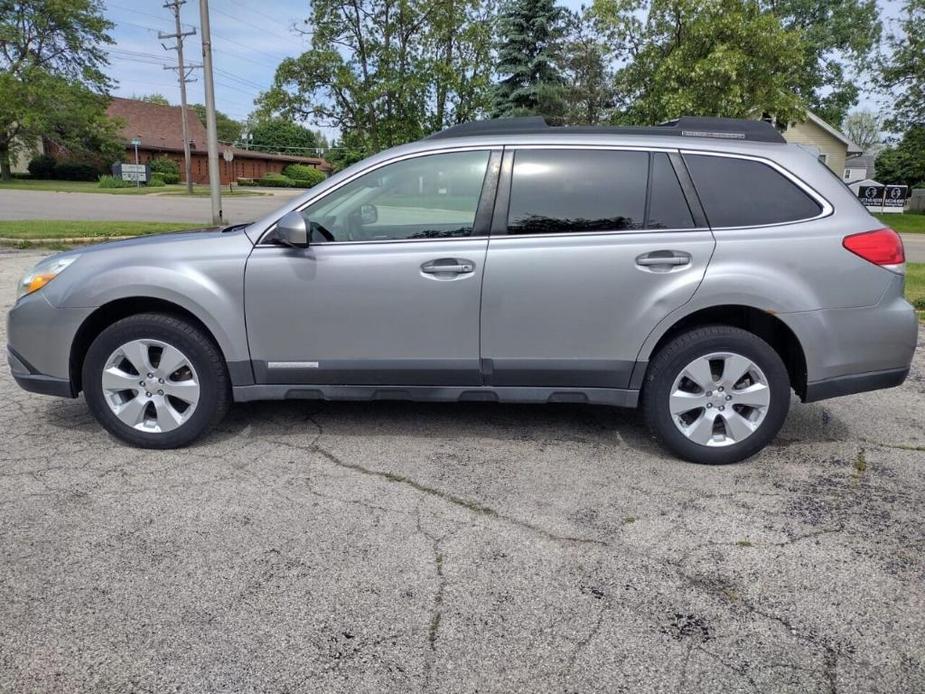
[209,5,294,43]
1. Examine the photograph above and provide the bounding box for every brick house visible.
[106,97,331,184]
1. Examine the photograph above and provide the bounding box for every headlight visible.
[17,255,79,300]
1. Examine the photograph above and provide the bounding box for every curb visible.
[0,235,140,247]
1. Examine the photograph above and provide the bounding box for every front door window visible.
[298,151,491,243]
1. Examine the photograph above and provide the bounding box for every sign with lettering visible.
[112,162,149,182]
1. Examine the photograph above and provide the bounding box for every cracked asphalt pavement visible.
[1,249,924,693]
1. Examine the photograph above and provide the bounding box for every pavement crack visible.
[860,437,925,453]
[272,437,607,547]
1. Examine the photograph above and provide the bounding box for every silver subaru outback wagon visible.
[6,117,918,464]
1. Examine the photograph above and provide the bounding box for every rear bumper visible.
[804,366,909,403]
[8,346,76,398]
[783,276,918,398]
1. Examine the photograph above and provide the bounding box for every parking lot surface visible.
[1,249,923,693]
[0,188,300,225]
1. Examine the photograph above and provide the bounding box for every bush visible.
[54,160,102,181]
[28,155,57,179]
[239,172,326,188]
[254,174,297,188]
[162,172,180,184]
[149,172,166,184]
[146,176,166,187]
[149,157,179,176]
[97,175,134,189]
[283,164,326,186]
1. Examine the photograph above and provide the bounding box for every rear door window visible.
[507,149,648,234]
[683,153,822,228]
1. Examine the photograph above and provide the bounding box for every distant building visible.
[9,136,43,174]
[783,111,863,177]
[843,153,877,184]
[105,97,331,184]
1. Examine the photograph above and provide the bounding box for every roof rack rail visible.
[426,116,786,144]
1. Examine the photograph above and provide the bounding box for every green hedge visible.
[162,172,180,184]
[27,155,57,179]
[146,176,166,187]
[283,164,326,186]
[55,160,103,181]
[238,172,325,188]
[149,157,180,176]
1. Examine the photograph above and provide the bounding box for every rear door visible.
[479,147,715,388]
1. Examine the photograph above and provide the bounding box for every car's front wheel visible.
[82,313,230,448]
[642,325,790,464]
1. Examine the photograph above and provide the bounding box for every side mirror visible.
[276,211,308,248]
[359,203,378,226]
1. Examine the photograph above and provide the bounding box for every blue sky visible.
[102,0,896,137]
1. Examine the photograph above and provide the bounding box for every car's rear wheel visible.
[82,313,230,448]
[642,325,790,464]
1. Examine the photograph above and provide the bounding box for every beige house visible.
[783,111,862,176]
[10,137,43,174]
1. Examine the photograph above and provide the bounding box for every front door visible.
[480,147,716,388]
[245,149,498,386]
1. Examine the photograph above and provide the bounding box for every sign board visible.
[112,162,149,183]
[857,184,908,214]
[883,185,908,209]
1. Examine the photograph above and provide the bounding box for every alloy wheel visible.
[100,339,200,433]
[669,351,771,447]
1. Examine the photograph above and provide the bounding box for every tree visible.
[768,0,881,125]
[881,0,925,131]
[0,0,116,180]
[241,116,321,155]
[259,0,494,160]
[563,7,616,125]
[135,93,171,105]
[491,0,568,121]
[875,127,925,188]
[190,103,243,144]
[593,0,807,125]
[842,110,882,152]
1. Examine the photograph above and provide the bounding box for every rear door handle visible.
[636,251,692,268]
[421,258,475,274]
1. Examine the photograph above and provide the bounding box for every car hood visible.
[47,224,237,262]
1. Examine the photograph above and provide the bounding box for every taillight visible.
[843,228,905,268]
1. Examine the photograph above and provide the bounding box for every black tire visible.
[641,325,790,465]
[82,313,230,448]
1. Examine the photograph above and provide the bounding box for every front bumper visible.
[8,346,75,397]
[7,291,93,399]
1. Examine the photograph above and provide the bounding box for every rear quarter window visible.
[684,154,823,228]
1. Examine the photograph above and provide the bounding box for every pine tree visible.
[491,0,568,121]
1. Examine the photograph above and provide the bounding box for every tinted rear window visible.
[507,149,647,234]
[684,154,822,227]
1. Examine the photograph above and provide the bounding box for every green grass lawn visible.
[0,178,263,196]
[0,220,202,240]
[875,212,925,234]
[907,262,925,311]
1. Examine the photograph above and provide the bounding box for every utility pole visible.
[199,0,223,224]
[160,0,199,195]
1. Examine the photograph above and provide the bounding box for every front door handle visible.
[421,258,475,275]
[636,251,692,268]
